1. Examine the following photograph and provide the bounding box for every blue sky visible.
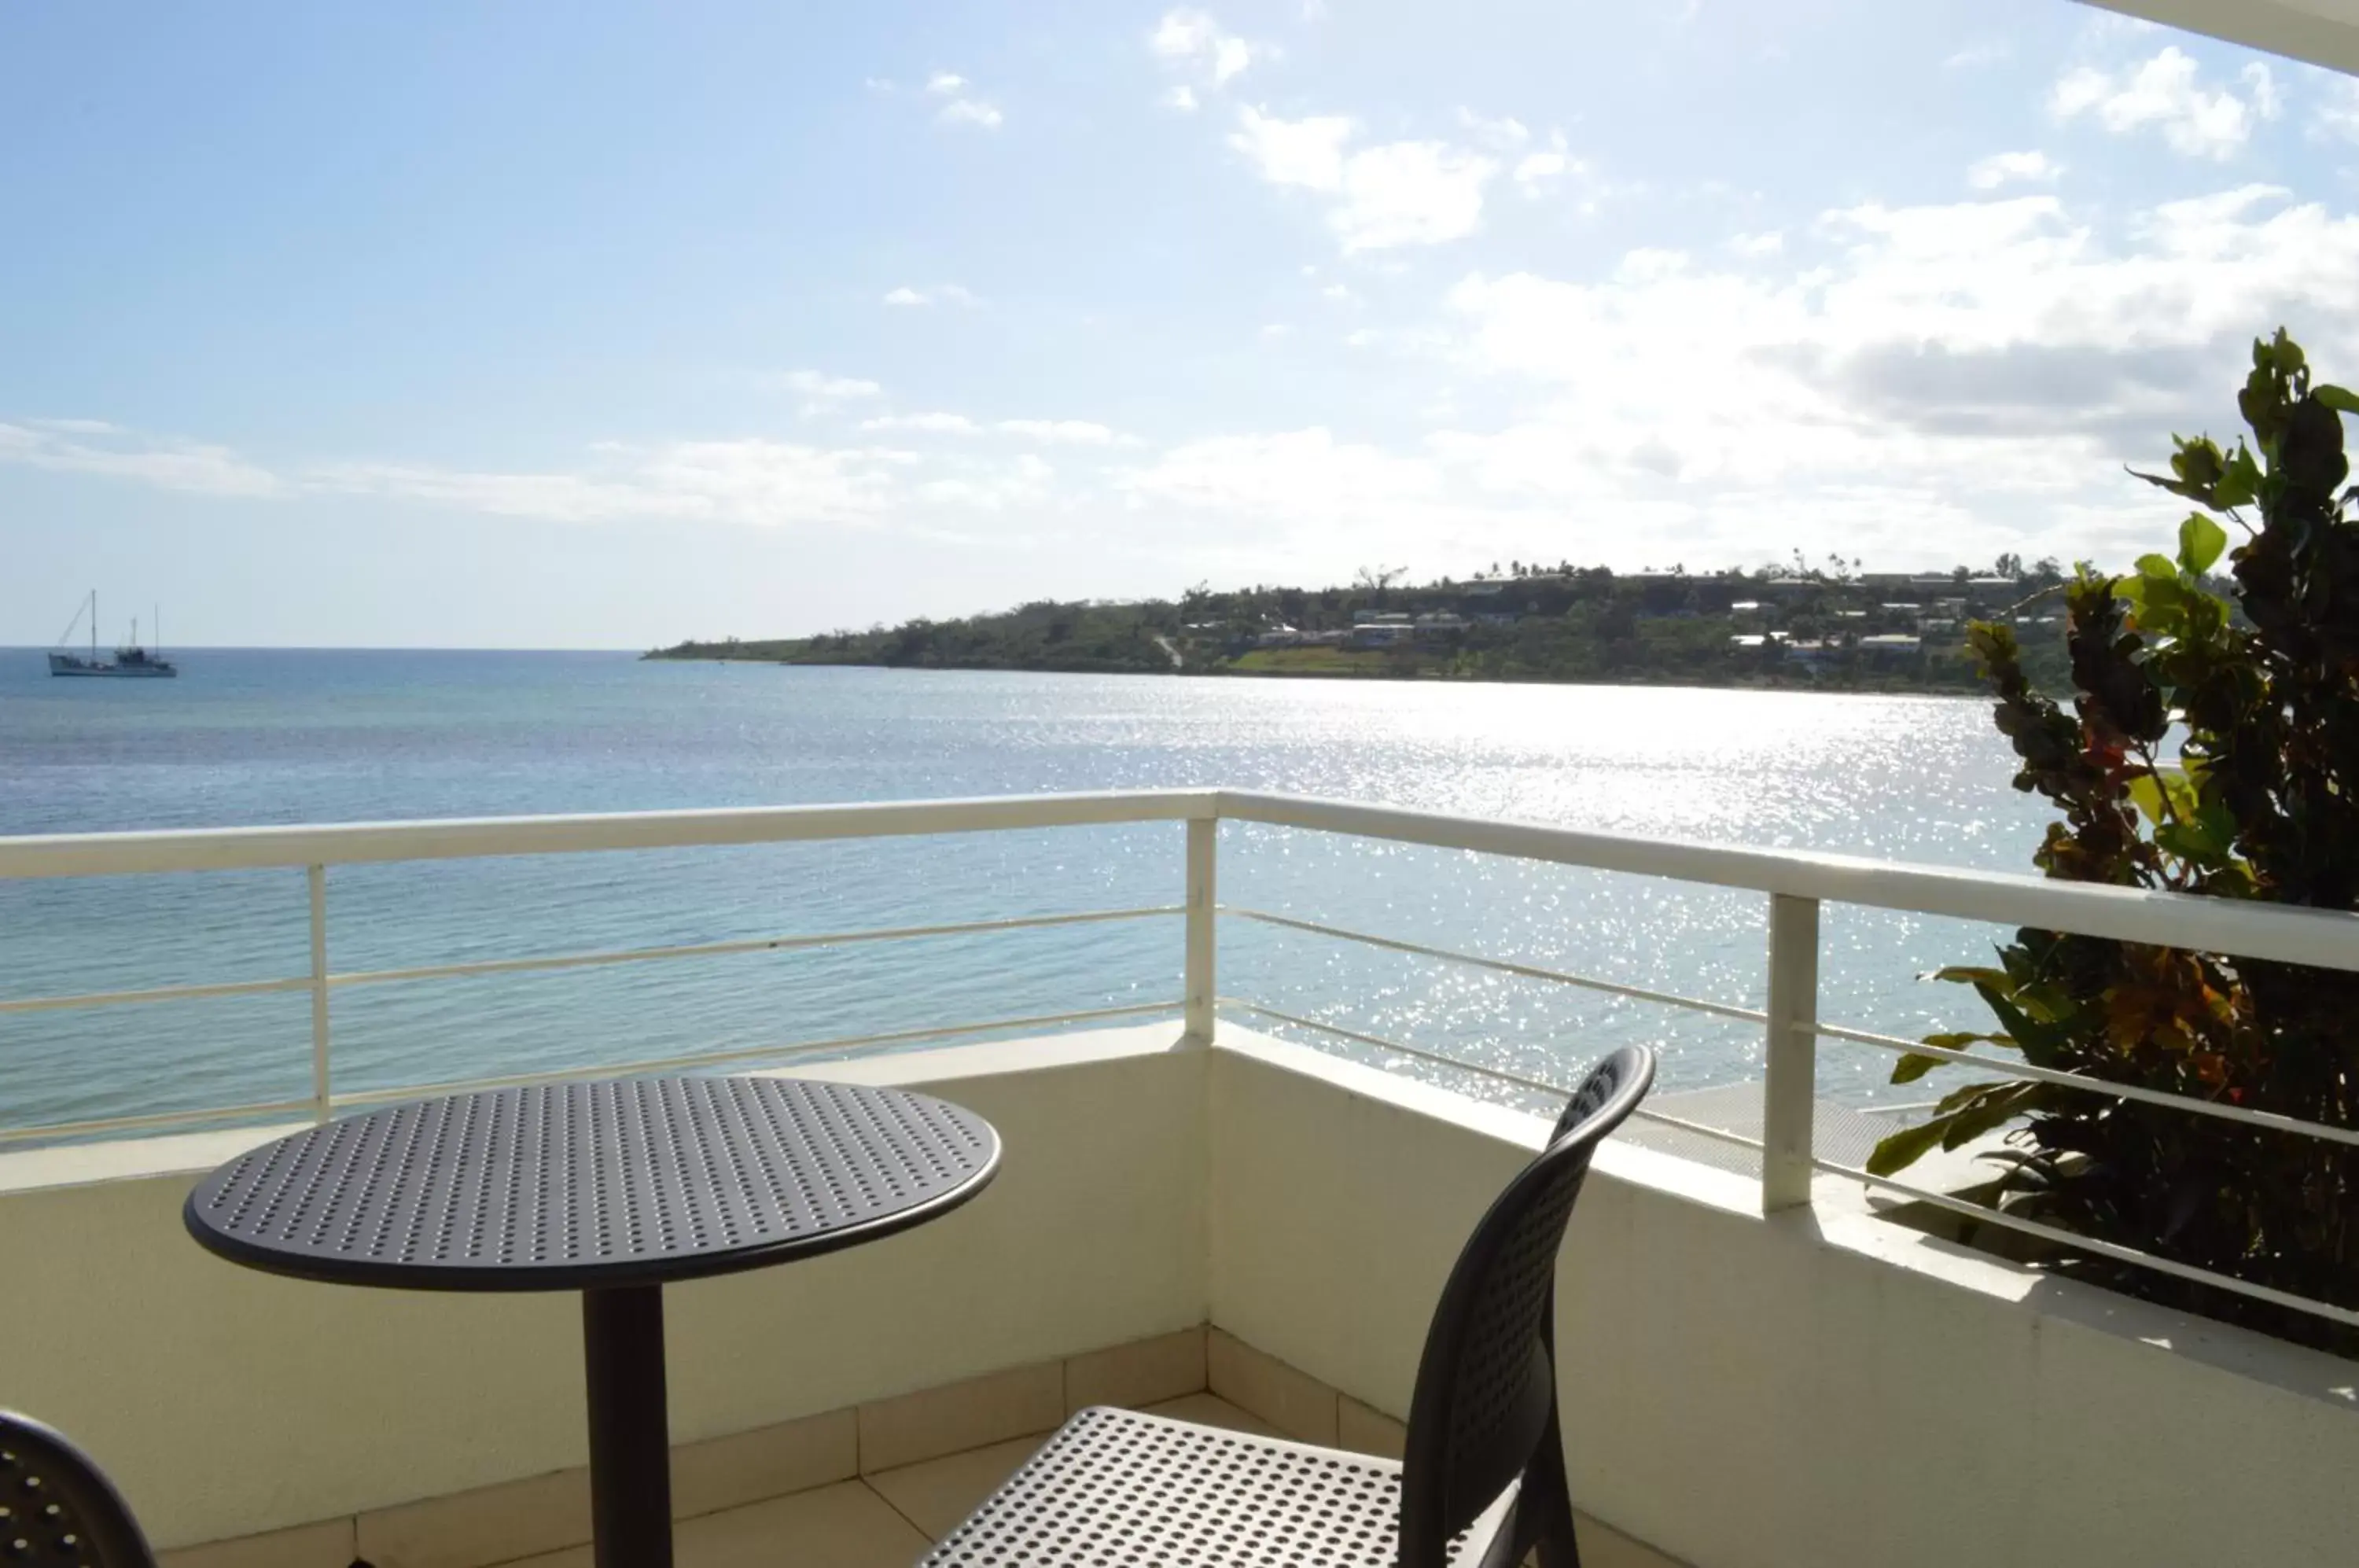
[4,2,2355,647]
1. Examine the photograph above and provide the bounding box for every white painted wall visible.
[8,1021,2357,1566]
[0,1026,1206,1549]
[1209,1032,2359,1568]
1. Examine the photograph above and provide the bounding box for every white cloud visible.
[1512,151,1566,188]
[1153,9,1262,89]
[314,442,918,526]
[1967,150,2061,190]
[1511,133,1583,198]
[1944,41,2010,70]
[2245,61,2284,122]
[938,98,1003,130]
[774,370,885,413]
[1058,181,2359,575]
[1456,109,1529,149]
[882,284,978,307]
[1119,429,1444,526]
[0,420,282,497]
[1229,105,1351,189]
[1230,108,1496,251]
[924,71,1001,128]
[1337,142,1496,250]
[2052,47,2276,159]
[1728,230,1784,256]
[1419,183,2359,564]
[859,412,981,434]
[915,452,1055,512]
[2314,75,2359,142]
[1165,85,1200,112]
[39,183,2359,580]
[997,419,1124,445]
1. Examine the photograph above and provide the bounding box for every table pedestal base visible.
[584,1284,672,1568]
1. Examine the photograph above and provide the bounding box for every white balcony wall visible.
[1209,1031,2359,1568]
[3,1022,2357,1564]
[0,1027,1205,1550]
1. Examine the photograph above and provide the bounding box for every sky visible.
[6,2,2359,648]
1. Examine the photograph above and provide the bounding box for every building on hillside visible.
[1413,613,1470,644]
[1859,634,1923,663]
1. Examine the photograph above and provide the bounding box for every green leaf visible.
[1891,1051,1948,1085]
[2135,553,2178,581]
[1867,1117,1952,1177]
[2126,769,2196,826]
[2214,444,2261,508]
[2314,384,2359,415]
[1939,1083,2037,1150]
[2177,512,2228,576]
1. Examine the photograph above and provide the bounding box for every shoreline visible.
[639,648,1989,697]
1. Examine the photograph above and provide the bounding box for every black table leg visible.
[583,1283,672,1568]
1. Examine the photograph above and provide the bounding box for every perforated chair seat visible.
[918,1406,1512,1568]
[925,1045,1656,1568]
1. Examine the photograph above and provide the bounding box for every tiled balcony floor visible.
[493,1394,1272,1568]
[496,1392,1678,1568]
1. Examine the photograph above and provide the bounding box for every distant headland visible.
[645,556,2074,693]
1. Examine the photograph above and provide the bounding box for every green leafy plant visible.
[1868,329,2359,1346]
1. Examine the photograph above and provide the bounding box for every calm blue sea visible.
[0,650,2047,1134]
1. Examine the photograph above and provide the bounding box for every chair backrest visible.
[0,1412,157,1568]
[1396,1046,1655,1565]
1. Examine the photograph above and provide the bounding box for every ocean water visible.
[0,650,2048,1134]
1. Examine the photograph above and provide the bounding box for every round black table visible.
[184,1075,1000,1568]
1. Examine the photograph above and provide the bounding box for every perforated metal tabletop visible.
[184,1075,1001,1568]
[185,1076,999,1290]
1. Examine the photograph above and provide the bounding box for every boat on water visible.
[49,591,178,678]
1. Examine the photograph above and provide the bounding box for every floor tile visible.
[157,1517,355,1568]
[1206,1328,1340,1445]
[673,1408,858,1520]
[865,1434,1051,1540]
[1065,1327,1205,1413]
[1141,1390,1283,1437]
[493,1480,929,1568]
[1338,1394,1408,1459]
[858,1362,1062,1472]
[1577,1511,1692,1568]
[359,1467,588,1568]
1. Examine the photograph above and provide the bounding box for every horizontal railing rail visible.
[0,790,1217,880]
[7,786,2359,1330]
[1214,791,2359,975]
[0,906,1185,1018]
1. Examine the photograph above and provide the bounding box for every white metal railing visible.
[6,787,2359,1328]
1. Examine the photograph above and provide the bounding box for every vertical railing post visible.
[1761,893,1820,1213]
[1184,815,1217,1043]
[308,863,332,1121]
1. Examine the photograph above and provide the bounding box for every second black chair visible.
[918,1043,1657,1568]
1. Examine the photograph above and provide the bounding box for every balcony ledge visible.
[4,1022,2356,1568]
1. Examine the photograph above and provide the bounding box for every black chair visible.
[920,1045,1656,1568]
[0,1412,157,1567]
